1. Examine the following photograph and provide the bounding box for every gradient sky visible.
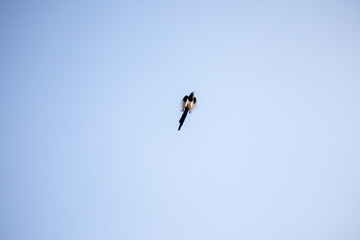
[1,1,360,240]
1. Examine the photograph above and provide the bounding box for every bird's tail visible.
[178,108,189,131]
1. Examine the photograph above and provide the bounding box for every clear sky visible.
[1,1,360,240]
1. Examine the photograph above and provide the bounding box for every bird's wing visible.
[180,95,188,112]
[189,97,197,113]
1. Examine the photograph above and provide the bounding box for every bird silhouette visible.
[178,92,197,131]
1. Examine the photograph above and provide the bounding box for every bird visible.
[178,91,197,131]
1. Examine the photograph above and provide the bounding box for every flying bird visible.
[178,92,197,131]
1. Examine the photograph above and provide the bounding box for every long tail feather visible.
[178,107,189,131]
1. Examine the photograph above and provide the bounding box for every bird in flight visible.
[178,91,197,131]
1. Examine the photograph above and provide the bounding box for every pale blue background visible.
[1,1,360,239]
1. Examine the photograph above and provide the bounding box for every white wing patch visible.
[180,99,186,112]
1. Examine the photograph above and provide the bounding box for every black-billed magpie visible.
[178,92,197,131]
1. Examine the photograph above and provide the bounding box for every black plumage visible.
[178,92,197,131]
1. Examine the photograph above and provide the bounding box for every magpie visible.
[178,91,197,131]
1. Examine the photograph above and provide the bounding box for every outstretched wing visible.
[180,95,188,112]
[189,97,197,113]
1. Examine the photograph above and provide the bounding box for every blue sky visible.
[1,1,360,239]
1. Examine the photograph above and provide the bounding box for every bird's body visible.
[185,99,194,110]
[178,92,196,131]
